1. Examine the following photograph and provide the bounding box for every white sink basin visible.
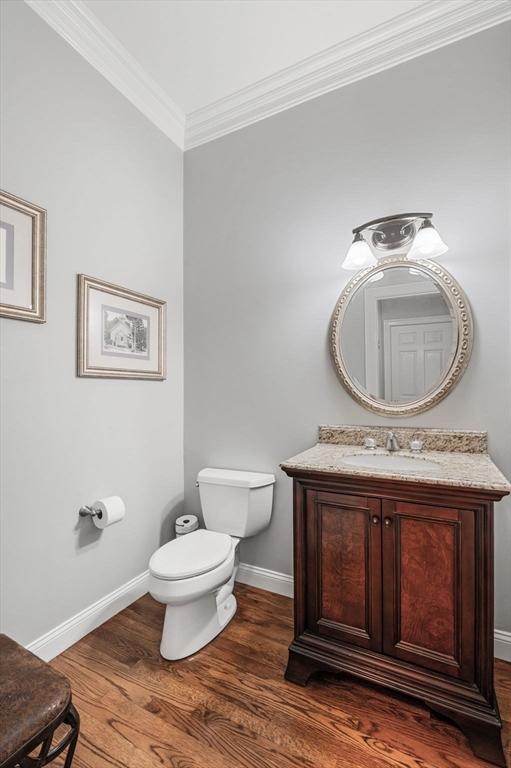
[341,454,439,472]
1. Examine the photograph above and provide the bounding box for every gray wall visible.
[0,1,183,645]
[184,24,511,633]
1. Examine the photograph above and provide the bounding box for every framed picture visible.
[77,274,166,379]
[0,190,46,322]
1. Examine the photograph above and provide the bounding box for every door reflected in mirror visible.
[340,265,457,404]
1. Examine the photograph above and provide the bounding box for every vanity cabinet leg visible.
[285,649,325,686]
[426,702,506,767]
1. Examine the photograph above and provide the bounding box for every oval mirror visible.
[330,259,473,416]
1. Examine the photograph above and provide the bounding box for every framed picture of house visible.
[0,190,46,322]
[77,274,166,379]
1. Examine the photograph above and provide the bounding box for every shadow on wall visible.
[159,494,186,546]
[74,515,102,550]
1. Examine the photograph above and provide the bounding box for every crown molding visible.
[185,0,511,149]
[23,0,511,152]
[24,0,185,150]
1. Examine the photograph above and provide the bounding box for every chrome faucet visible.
[385,431,400,452]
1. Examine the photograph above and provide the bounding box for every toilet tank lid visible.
[198,467,275,488]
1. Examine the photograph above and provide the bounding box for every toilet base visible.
[159,588,237,660]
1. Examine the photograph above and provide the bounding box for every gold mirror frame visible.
[329,258,473,417]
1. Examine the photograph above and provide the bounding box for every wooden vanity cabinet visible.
[283,470,508,767]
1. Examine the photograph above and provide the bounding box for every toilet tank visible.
[197,468,275,538]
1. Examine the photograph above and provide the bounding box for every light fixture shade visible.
[342,234,377,270]
[408,220,448,259]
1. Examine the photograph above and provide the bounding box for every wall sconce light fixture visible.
[342,212,448,270]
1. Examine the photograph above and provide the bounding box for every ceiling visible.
[26,0,511,149]
[82,0,423,114]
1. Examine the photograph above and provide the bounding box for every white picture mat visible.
[87,286,160,372]
[0,203,33,309]
[0,227,7,284]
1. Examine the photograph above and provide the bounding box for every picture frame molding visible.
[0,189,47,323]
[77,274,166,380]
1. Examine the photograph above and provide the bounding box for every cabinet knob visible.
[384,517,392,527]
[371,515,380,525]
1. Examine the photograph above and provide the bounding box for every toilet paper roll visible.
[175,514,199,536]
[92,496,126,529]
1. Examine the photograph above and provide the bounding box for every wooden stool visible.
[0,634,80,768]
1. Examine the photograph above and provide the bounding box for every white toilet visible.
[149,467,275,660]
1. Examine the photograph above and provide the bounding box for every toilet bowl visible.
[149,468,274,660]
[149,529,239,659]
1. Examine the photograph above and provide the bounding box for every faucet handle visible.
[410,439,424,452]
[364,437,377,450]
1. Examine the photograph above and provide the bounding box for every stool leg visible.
[63,704,80,768]
[36,734,54,766]
[19,703,81,768]
[19,732,53,767]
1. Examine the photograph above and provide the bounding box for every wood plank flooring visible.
[51,584,511,768]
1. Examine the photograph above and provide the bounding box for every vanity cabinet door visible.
[381,499,475,681]
[305,489,382,651]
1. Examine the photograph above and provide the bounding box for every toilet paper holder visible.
[79,505,102,520]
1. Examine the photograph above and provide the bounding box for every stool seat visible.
[0,634,75,767]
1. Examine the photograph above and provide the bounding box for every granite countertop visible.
[281,441,511,494]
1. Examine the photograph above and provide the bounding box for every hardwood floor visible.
[50,584,510,768]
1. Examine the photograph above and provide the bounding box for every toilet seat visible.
[149,529,232,581]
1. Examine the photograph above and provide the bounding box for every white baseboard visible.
[26,570,149,662]
[24,564,510,663]
[236,561,294,598]
[494,629,511,662]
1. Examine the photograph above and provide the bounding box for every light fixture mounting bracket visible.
[353,212,432,252]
